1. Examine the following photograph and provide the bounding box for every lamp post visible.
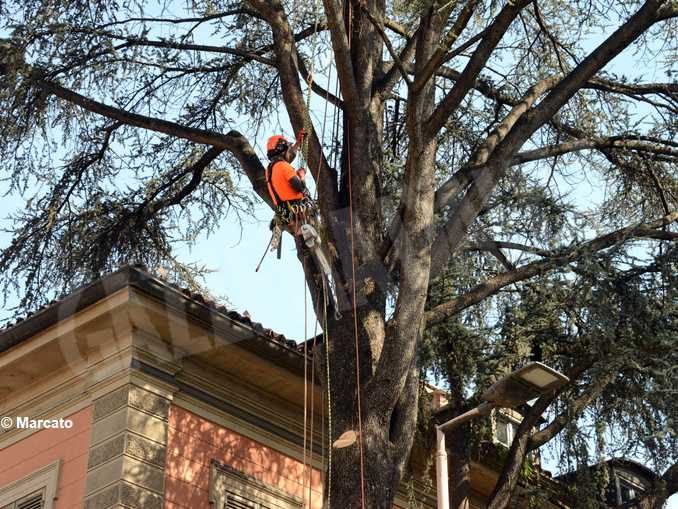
[434,362,569,509]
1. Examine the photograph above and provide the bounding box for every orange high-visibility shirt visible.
[266,160,305,205]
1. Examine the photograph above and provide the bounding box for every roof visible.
[555,457,660,484]
[0,264,299,355]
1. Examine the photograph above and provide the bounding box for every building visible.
[555,458,660,508]
[0,265,436,508]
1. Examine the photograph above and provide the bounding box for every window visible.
[209,461,303,509]
[0,461,59,509]
[619,482,636,503]
[1,490,44,509]
[495,414,519,447]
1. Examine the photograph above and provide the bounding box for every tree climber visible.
[263,130,342,319]
[265,129,317,240]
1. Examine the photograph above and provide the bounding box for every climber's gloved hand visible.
[296,129,307,144]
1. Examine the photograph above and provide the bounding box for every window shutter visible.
[225,495,257,509]
[15,492,44,509]
[209,461,303,509]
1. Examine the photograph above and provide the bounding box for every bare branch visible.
[94,9,263,29]
[47,27,276,66]
[296,50,344,108]
[464,240,550,257]
[512,136,678,165]
[146,147,225,215]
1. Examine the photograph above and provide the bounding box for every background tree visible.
[423,245,677,508]
[1,0,676,507]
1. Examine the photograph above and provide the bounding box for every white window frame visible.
[0,460,60,509]
[208,460,303,509]
[493,410,520,447]
[615,472,643,505]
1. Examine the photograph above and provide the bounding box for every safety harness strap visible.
[266,160,285,206]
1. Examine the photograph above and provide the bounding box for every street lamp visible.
[434,362,569,509]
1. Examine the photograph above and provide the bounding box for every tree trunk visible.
[324,318,421,508]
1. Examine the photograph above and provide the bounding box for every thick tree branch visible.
[362,6,412,88]
[467,239,516,270]
[470,75,561,166]
[527,370,617,451]
[486,393,556,509]
[512,136,678,165]
[376,33,417,98]
[486,363,593,509]
[426,0,532,137]
[321,0,363,126]
[425,212,678,326]
[35,76,271,205]
[428,76,559,272]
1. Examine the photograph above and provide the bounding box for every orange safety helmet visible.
[266,135,290,159]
